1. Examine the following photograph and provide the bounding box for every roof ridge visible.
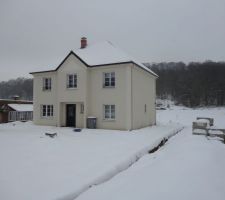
[30,41,158,77]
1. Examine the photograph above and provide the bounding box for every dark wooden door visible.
[66,104,76,127]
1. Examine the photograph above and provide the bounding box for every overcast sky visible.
[0,0,225,81]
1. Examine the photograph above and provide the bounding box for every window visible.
[43,78,51,91]
[67,74,77,88]
[41,105,53,117]
[103,72,115,87]
[144,104,147,113]
[104,105,115,120]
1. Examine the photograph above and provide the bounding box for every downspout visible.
[154,76,157,125]
[56,72,59,127]
[130,64,133,130]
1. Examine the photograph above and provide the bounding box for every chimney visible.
[80,37,87,49]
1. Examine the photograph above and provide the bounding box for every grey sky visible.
[0,0,225,81]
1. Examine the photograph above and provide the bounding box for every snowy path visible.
[76,128,225,200]
[76,106,225,200]
[0,122,182,200]
[60,126,183,200]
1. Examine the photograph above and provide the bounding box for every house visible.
[30,38,158,130]
[0,99,33,123]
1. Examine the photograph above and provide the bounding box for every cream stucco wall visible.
[88,64,132,130]
[33,72,58,126]
[57,55,88,103]
[56,54,88,127]
[131,64,156,129]
[32,54,156,130]
[33,54,87,127]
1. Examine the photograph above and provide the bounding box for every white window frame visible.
[43,78,51,91]
[8,111,33,122]
[103,72,115,88]
[67,74,77,89]
[103,105,115,120]
[41,105,53,118]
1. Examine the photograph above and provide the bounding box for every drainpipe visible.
[130,64,133,130]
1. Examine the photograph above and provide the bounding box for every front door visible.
[66,104,76,127]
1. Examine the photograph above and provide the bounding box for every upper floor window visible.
[41,105,53,117]
[103,72,115,88]
[104,105,115,120]
[43,78,51,91]
[67,74,77,88]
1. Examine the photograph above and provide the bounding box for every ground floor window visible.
[104,105,115,120]
[41,105,53,117]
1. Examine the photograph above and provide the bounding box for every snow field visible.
[0,121,182,200]
[76,106,225,200]
[1,106,224,200]
[77,127,225,200]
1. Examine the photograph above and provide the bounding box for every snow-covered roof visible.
[75,41,157,77]
[8,104,33,112]
[31,41,158,77]
[76,41,131,65]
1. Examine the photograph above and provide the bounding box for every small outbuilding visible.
[8,104,33,122]
[0,99,33,123]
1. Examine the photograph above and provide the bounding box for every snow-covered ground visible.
[77,106,225,200]
[157,105,225,127]
[1,106,224,200]
[0,121,181,200]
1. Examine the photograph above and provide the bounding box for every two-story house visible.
[30,38,158,130]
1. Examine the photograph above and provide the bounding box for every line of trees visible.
[145,61,225,107]
[1,61,225,107]
[0,78,33,100]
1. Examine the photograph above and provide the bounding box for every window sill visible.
[103,86,115,89]
[66,87,78,90]
[41,116,54,119]
[42,89,52,92]
[103,119,116,122]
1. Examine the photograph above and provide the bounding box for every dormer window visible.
[67,74,77,88]
[103,72,115,88]
[43,78,51,91]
